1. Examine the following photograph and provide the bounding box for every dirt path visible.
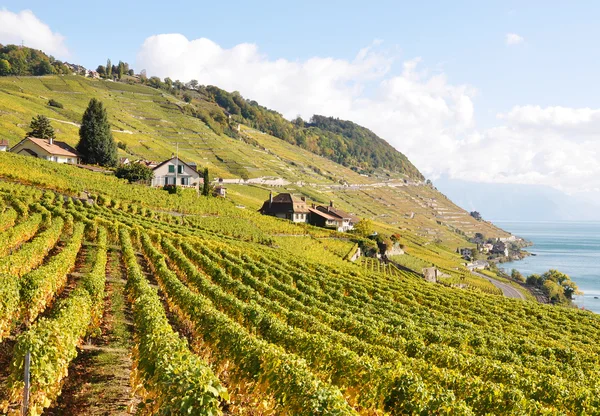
[45,248,137,415]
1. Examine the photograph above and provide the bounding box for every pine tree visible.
[202,168,210,196]
[26,115,55,140]
[76,98,117,167]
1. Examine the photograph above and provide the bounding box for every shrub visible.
[115,162,153,183]
[48,99,64,109]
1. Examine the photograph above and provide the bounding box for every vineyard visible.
[0,176,597,416]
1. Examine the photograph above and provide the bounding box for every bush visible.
[48,99,64,109]
[163,184,182,195]
[115,162,153,183]
[117,141,127,150]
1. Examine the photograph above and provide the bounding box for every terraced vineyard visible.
[0,174,599,416]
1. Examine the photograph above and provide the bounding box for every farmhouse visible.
[10,137,80,164]
[151,157,200,187]
[259,192,309,223]
[314,201,356,232]
[0,139,8,152]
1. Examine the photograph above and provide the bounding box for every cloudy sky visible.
[2,1,600,207]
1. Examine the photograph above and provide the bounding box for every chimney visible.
[269,191,273,208]
[49,137,53,145]
[329,200,334,208]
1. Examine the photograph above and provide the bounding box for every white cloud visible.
[505,33,524,46]
[0,9,68,58]
[136,35,600,198]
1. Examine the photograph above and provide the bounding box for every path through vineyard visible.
[45,248,137,415]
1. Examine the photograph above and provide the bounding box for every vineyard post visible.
[22,350,31,416]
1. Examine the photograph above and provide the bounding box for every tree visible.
[202,168,210,196]
[26,115,55,140]
[353,219,373,237]
[511,269,525,283]
[0,59,11,76]
[115,162,153,183]
[470,211,482,221]
[77,98,117,167]
[189,79,199,90]
[96,65,106,76]
[106,59,112,78]
[117,61,125,79]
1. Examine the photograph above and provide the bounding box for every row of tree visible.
[0,45,71,76]
[96,59,134,79]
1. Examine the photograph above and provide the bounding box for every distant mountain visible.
[435,176,600,221]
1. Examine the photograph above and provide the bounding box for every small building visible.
[307,206,339,229]
[119,157,130,165]
[314,201,356,232]
[458,247,473,260]
[214,185,227,198]
[259,192,309,223]
[10,137,80,164]
[481,243,494,253]
[0,139,8,152]
[467,260,489,271]
[422,267,438,283]
[151,157,200,187]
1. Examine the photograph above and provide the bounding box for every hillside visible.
[0,153,598,415]
[0,74,507,245]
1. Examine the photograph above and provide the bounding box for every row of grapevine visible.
[119,227,228,415]
[2,227,108,416]
[139,232,358,415]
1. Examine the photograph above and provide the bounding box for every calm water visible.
[495,221,600,313]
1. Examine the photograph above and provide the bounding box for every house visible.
[491,241,509,257]
[467,260,489,271]
[307,206,339,229]
[119,157,130,165]
[0,139,8,152]
[458,247,473,260]
[151,157,200,187]
[87,70,100,79]
[314,201,356,232]
[214,185,227,198]
[481,243,494,253]
[10,137,80,164]
[259,192,309,223]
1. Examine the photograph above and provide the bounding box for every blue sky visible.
[2,1,600,216]
[3,0,599,127]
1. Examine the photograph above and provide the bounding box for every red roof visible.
[14,137,80,158]
[0,140,9,146]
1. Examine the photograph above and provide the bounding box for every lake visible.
[495,221,600,313]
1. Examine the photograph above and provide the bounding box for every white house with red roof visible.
[10,137,80,164]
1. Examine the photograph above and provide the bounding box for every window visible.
[181,177,189,185]
[178,165,183,174]
[168,164,175,173]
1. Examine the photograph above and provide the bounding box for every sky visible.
[2,1,600,215]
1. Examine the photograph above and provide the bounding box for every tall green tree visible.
[202,168,210,196]
[106,59,112,78]
[76,98,117,167]
[26,115,55,140]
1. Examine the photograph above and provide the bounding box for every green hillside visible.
[0,153,598,415]
[0,74,508,245]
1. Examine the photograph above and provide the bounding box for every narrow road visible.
[472,271,526,300]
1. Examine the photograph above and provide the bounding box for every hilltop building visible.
[0,139,8,152]
[259,193,359,231]
[259,192,309,223]
[10,137,80,164]
[151,157,200,187]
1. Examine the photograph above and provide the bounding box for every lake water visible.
[494,221,600,314]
